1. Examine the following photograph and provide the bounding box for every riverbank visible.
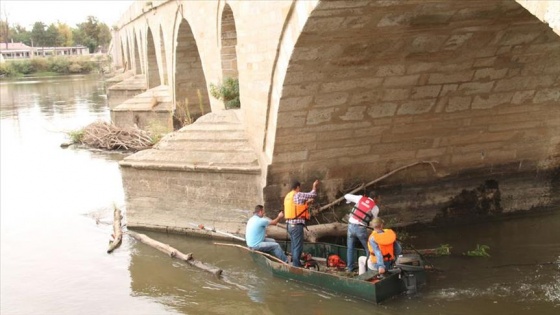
[0,55,110,78]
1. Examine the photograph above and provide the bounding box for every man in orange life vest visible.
[358,217,402,275]
[284,180,319,267]
[344,191,380,272]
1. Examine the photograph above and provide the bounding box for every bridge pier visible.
[105,69,134,89]
[109,0,560,237]
[119,110,262,236]
[110,85,174,132]
[106,75,147,109]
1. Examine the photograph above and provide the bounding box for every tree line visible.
[0,16,112,53]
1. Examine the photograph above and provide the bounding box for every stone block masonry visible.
[113,0,560,236]
[121,167,260,235]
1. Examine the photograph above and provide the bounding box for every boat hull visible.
[248,241,426,304]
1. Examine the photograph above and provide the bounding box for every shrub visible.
[67,128,85,144]
[49,57,71,74]
[30,58,49,72]
[209,77,240,109]
[0,63,19,77]
[10,60,35,74]
[68,62,83,73]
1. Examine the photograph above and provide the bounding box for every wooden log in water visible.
[127,230,222,276]
[267,222,348,243]
[107,206,123,253]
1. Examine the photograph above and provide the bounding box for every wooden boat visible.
[220,240,427,304]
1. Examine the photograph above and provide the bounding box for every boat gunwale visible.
[214,241,406,303]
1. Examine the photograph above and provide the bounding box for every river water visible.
[1,75,558,315]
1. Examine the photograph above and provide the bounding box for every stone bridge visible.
[108,0,560,237]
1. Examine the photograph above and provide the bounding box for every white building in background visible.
[0,42,89,60]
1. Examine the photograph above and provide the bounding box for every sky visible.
[1,0,135,28]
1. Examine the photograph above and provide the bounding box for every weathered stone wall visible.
[111,109,172,131]
[121,166,261,234]
[264,0,560,219]
[112,0,560,233]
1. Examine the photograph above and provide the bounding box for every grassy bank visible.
[0,55,109,77]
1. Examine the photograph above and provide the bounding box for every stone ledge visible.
[120,160,261,174]
[107,75,147,91]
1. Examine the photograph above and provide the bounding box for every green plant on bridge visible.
[464,244,491,257]
[146,120,169,145]
[209,77,240,109]
[174,90,206,129]
[174,98,193,127]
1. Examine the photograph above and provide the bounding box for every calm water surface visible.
[1,75,558,315]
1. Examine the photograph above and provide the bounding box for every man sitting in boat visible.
[358,217,402,275]
[344,190,380,272]
[245,205,288,263]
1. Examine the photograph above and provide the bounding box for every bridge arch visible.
[131,29,142,75]
[173,15,211,126]
[267,0,560,201]
[146,26,161,88]
[220,3,239,82]
[159,25,169,85]
[119,34,129,70]
[111,0,559,235]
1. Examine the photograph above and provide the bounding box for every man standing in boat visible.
[284,180,319,267]
[359,217,402,275]
[246,205,288,263]
[344,191,380,272]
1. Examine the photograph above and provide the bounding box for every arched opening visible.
[159,26,168,85]
[146,27,161,88]
[126,35,133,71]
[120,41,127,70]
[214,4,240,110]
[174,19,211,129]
[220,4,238,80]
[133,33,142,75]
[266,0,560,208]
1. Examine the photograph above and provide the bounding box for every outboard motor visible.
[395,254,426,294]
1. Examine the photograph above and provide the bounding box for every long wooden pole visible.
[317,160,439,214]
[127,230,223,276]
[187,222,245,242]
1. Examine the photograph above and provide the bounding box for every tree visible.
[0,6,9,49]
[56,22,73,47]
[74,16,112,53]
[46,23,61,47]
[31,21,47,47]
[0,20,9,49]
[76,16,99,52]
[10,24,31,45]
[97,23,111,52]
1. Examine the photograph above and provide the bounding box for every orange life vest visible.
[367,229,397,263]
[284,190,309,220]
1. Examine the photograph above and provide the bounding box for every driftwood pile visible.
[81,121,153,151]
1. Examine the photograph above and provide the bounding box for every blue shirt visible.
[245,215,270,247]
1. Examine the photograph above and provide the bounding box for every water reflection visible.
[0,75,107,118]
[1,75,558,315]
[127,231,381,315]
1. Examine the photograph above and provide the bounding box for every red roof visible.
[1,42,32,50]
